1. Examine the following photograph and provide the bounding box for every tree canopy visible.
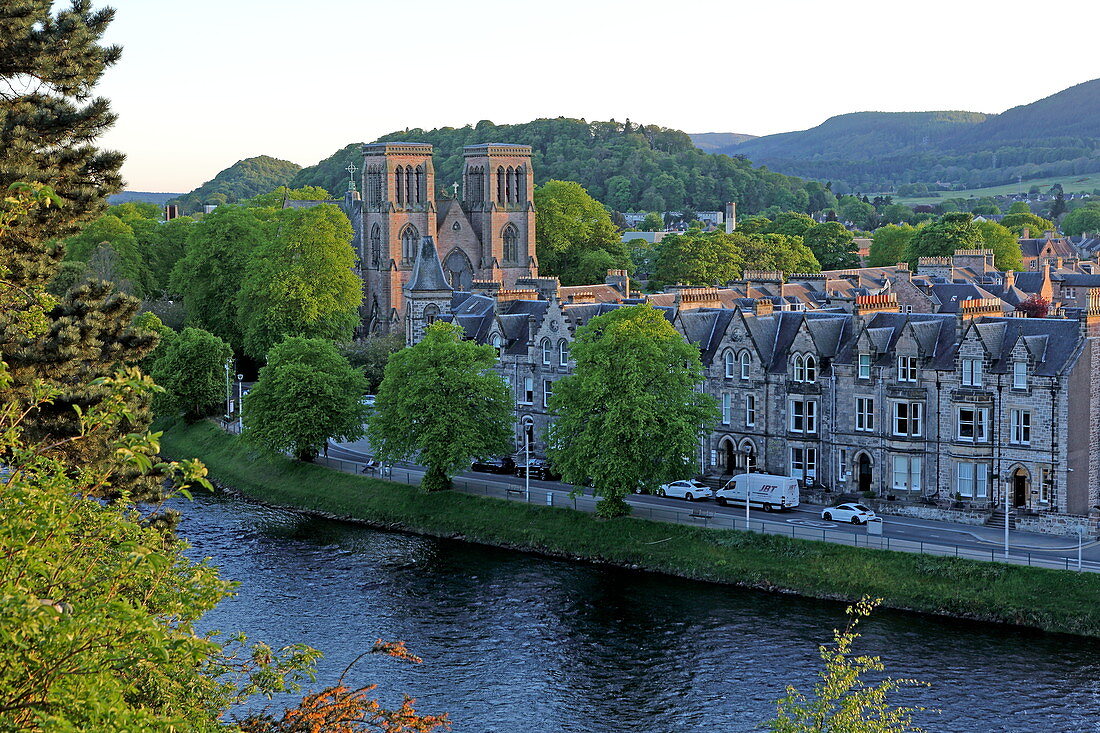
[168,156,302,214]
[533,180,631,285]
[653,230,744,288]
[907,213,984,267]
[1062,204,1100,237]
[367,321,513,491]
[803,222,860,270]
[150,327,233,422]
[868,224,917,267]
[975,220,1024,271]
[547,304,718,517]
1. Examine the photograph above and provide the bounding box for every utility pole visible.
[224,358,232,425]
[1004,479,1010,559]
[524,429,530,503]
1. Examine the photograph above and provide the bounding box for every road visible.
[325,441,1100,571]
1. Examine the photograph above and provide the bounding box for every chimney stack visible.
[725,202,736,234]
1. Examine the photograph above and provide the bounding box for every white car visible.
[658,480,713,501]
[821,503,877,525]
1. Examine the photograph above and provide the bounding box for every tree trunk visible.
[422,465,451,492]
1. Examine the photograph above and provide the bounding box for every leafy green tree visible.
[1007,201,1031,215]
[879,204,916,225]
[804,181,837,213]
[737,215,773,234]
[46,259,89,296]
[868,224,917,267]
[1061,205,1100,236]
[627,237,657,280]
[144,215,196,293]
[367,321,512,491]
[534,180,631,285]
[653,230,744,287]
[1050,183,1067,219]
[740,233,820,273]
[237,204,361,359]
[640,211,664,231]
[907,212,983,267]
[1000,212,1054,237]
[804,222,860,269]
[337,334,405,393]
[247,185,332,209]
[969,197,1001,216]
[171,205,270,350]
[767,598,926,732]
[768,211,817,238]
[150,327,233,422]
[61,213,153,295]
[169,156,302,214]
[604,175,634,212]
[975,220,1023,271]
[837,196,876,229]
[243,336,369,462]
[547,304,718,518]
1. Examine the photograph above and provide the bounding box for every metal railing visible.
[312,455,1099,574]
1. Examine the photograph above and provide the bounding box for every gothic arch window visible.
[516,166,526,203]
[368,166,383,207]
[400,224,419,263]
[394,166,405,206]
[490,333,503,359]
[406,166,414,207]
[804,354,817,383]
[723,350,736,378]
[414,165,424,204]
[506,167,516,203]
[466,166,484,203]
[496,167,505,204]
[740,351,751,380]
[502,224,519,263]
[558,339,570,366]
[541,338,552,365]
[370,224,381,268]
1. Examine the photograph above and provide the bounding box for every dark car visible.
[514,458,560,481]
[471,456,516,474]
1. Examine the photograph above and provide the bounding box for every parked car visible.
[514,458,559,481]
[821,503,877,525]
[714,473,800,511]
[471,456,516,474]
[657,479,713,501]
[361,395,376,408]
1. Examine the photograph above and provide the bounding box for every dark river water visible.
[178,492,1100,732]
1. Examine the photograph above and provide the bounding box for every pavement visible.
[327,437,1100,570]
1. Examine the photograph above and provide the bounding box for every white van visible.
[714,473,800,512]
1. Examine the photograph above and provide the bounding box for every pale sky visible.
[95,0,1099,193]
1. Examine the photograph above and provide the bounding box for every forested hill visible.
[690,132,758,152]
[170,155,301,213]
[703,79,1100,192]
[289,118,828,214]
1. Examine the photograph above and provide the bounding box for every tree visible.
[837,196,876,229]
[739,233,820,273]
[737,215,773,234]
[534,180,630,285]
[150,327,233,422]
[338,334,405,394]
[804,222,859,269]
[61,213,153,295]
[1061,205,1100,236]
[1007,201,1032,215]
[1000,212,1054,237]
[768,211,817,238]
[767,598,926,732]
[237,204,361,359]
[907,213,983,267]
[144,215,196,293]
[1017,294,1050,318]
[1050,183,1067,219]
[547,304,719,518]
[975,220,1023,271]
[367,321,512,491]
[652,230,744,287]
[640,211,664,231]
[243,336,369,462]
[171,205,270,350]
[868,225,916,267]
[604,175,633,213]
[247,185,332,209]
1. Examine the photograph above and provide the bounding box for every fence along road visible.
[319,444,1100,574]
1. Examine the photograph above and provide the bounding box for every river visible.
[177,492,1100,732]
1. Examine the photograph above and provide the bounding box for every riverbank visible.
[162,420,1100,637]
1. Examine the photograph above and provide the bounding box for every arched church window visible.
[497,167,505,204]
[370,224,381,268]
[368,167,382,207]
[401,224,419,263]
[515,166,526,203]
[394,166,404,206]
[414,165,424,204]
[506,167,515,204]
[502,224,519,263]
[405,166,414,207]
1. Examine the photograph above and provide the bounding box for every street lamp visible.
[1078,525,1086,571]
[224,358,233,426]
[741,445,753,529]
[236,374,244,433]
[1004,478,1010,559]
[524,427,530,503]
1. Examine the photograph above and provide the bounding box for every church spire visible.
[406,235,452,293]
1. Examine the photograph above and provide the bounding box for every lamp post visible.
[1078,526,1085,571]
[741,445,753,530]
[524,427,530,503]
[236,374,244,433]
[1004,478,1010,559]
[224,358,232,426]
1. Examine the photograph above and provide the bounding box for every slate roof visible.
[405,236,452,292]
[975,317,1082,377]
[929,283,1004,313]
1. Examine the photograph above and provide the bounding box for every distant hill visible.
[689,132,757,152]
[169,155,301,213]
[715,79,1100,192]
[108,191,182,206]
[291,118,822,214]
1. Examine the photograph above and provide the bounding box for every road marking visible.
[787,519,838,529]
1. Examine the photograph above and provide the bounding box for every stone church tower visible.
[404,236,452,345]
[349,142,536,335]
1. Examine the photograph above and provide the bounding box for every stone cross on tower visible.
[452,181,459,199]
[345,162,358,193]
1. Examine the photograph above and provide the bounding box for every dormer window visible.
[1013,361,1028,390]
[961,358,983,387]
[858,353,871,379]
[740,351,751,380]
[792,354,805,382]
[804,355,817,383]
[724,350,736,378]
[490,333,503,359]
[897,355,918,383]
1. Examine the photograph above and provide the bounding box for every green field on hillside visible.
[895,173,1100,206]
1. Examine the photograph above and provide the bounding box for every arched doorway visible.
[738,439,758,473]
[444,248,474,291]
[856,453,873,494]
[719,437,736,476]
[1011,466,1029,508]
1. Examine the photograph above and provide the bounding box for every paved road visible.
[326,440,1100,570]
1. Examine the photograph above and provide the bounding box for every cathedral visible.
[341,142,537,336]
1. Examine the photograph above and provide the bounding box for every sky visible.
[95,0,1100,193]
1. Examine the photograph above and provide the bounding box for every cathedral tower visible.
[460,144,536,286]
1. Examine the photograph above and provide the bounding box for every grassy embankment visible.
[162,420,1100,637]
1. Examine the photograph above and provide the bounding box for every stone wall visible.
[1014,512,1096,537]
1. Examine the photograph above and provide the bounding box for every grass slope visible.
[893,173,1100,205]
[163,421,1100,637]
